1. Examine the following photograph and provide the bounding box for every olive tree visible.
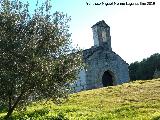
[0,0,83,119]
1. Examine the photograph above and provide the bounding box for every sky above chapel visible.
[22,0,160,64]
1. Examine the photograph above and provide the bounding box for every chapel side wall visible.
[71,69,87,92]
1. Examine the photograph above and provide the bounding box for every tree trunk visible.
[4,92,24,119]
[4,107,14,119]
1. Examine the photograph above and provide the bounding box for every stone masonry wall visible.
[72,45,130,92]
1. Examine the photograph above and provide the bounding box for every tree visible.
[128,61,139,80]
[0,0,83,119]
[129,53,160,81]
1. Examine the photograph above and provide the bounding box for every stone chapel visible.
[72,20,130,92]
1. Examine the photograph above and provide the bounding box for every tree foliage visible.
[129,53,160,81]
[0,0,83,118]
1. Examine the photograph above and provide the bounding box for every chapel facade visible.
[72,20,130,92]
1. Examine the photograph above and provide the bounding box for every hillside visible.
[1,79,160,120]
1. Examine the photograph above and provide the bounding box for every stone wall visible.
[72,45,130,92]
[71,70,87,92]
[83,45,129,90]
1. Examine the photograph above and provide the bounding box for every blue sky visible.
[22,0,160,64]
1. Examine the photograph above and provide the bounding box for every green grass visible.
[1,78,160,120]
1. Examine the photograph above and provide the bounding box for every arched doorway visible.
[102,71,113,87]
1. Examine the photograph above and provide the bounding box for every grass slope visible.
[1,79,160,120]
